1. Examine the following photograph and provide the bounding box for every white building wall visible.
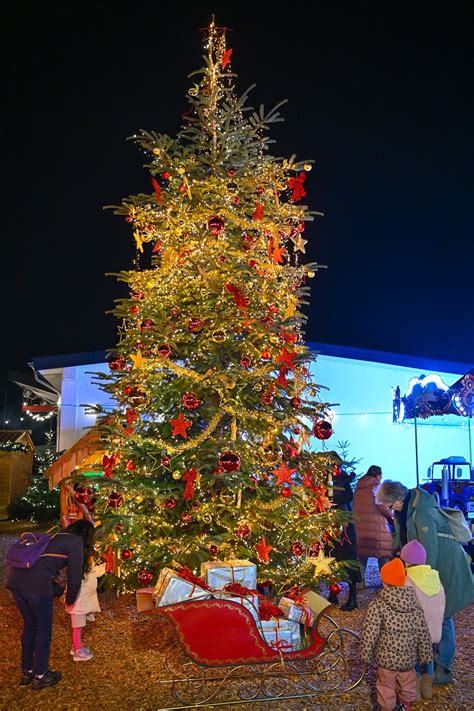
[41,354,469,488]
[310,356,466,487]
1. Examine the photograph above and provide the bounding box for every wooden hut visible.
[0,430,35,517]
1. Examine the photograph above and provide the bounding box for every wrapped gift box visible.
[153,567,211,607]
[258,616,301,650]
[279,596,315,628]
[212,591,260,621]
[201,559,257,590]
[135,587,155,612]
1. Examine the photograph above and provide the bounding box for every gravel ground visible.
[0,526,472,710]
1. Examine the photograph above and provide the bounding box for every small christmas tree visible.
[91,19,347,593]
[7,433,61,523]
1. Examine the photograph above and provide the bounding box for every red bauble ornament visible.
[130,305,140,315]
[162,171,171,179]
[281,487,292,498]
[161,456,171,467]
[283,331,298,344]
[290,541,305,557]
[248,259,256,268]
[178,182,186,192]
[121,549,132,560]
[227,167,237,177]
[109,356,125,371]
[131,289,145,300]
[235,523,252,539]
[188,318,205,333]
[209,544,219,556]
[140,319,155,331]
[329,583,342,595]
[164,497,177,509]
[115,523,125,532]
[261,350,271,360]
[107,492,124,510]
[181,512,192,524]
[232,196,239,205]
[260,391,274,405]
[312,420,333,440]
[123,385,133,396]
[333,465,341,476]
[218,451,241,472]
[126,460,136,471]
[240,356,251,368]
[256,186,264,195]
[290,397,302,409]
[293,427,301,434]
[182,392,202,410]
[217,255,226,262]
[137,569,153,586]
[297,222,305,233]
[322,531,332,542]
[157,344,172,358]
[206,216,225,234]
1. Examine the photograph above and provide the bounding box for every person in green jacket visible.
[377,481,474,687]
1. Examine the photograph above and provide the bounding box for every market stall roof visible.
[44,429,104,489]
[393,368,474,422]
[0,430,35,451]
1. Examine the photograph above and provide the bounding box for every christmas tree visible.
[7,433,61,523]
[92,19,347,593]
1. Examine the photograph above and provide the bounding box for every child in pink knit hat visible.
[401,540,446,702]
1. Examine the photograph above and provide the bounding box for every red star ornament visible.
[275,347,297,370]
[221,47,233,69]
[255,536,273,564]
[271,461,297,486]
[169,412,192,438]
[270,243,285,264]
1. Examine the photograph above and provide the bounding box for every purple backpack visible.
[6,529,60,569]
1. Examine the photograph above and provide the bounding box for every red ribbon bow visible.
[259,599,284,621]
[183,468,198,501]
[224,582,258,596]
[102,454,117,478]
[287,593,313,630]
[178,567,211,591]
[151,177,161,203]
[270,627,292,653]
[287,172,307,201]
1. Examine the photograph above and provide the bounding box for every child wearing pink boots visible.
[65,556,106,661]
[360,558,432,711]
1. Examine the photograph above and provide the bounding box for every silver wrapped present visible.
[211,591,260,621]
[201,559,257,590]
[153,567,210,607]
[279,596,315,628]
[258,616,301,650]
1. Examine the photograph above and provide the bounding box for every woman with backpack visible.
[6,520,91,690]
[377,481,474,687]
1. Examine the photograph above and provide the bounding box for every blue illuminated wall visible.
[35,346,472,488]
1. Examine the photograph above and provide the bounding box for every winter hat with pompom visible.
[400,540,427,566]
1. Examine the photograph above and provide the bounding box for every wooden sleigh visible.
[139,592,365,709]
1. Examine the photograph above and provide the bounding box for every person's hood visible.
[357,474,378,490]
[410,487,437,511]
[407,565,441,597]
[379,584,419,613]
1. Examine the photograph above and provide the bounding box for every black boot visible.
[327,591,339,605]
[340,582,357,611]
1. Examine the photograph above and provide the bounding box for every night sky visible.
[2,3,473,403]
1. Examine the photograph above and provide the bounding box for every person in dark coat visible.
[353,465,394,585]
[327,465,362,611]
[6,520,91,690]
[377,481,474,687]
